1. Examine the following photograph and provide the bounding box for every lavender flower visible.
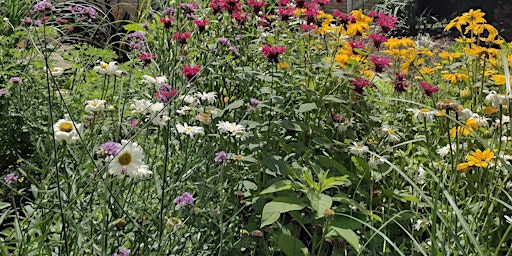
[174,192,195,207]
[99,142,122,157]
[9,77,22,84]
[250,98,260,105]
[163,8,176,16]
[4,173,18,185]
[33,1,55,13]
[214,151,227,164]
[128,31,147,50]
[113,247,130,256]
[217,37,231,47]
[0,88,10,97]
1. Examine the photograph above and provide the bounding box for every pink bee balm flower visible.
[419,82,439,96]
[261,44,286,63]
[277,7,295,21]
[368,33,388,48]
[247,0,266,13]
[139,52,156,65]
[160,17,174,29]
[173,31,192,45]
[194,19,210,32]
[351,77,371,94]
[370,55,391,73]
[182,65,201,81]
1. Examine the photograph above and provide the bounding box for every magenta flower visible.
[154,84,177,103]
[247,0,266,13]
[179,3,197,14]
[182,65,201,81]
[261,44,286,63]
[194,19,210,32]
[278,0,290,6]
[174,192,195,207]
[232,12,249,25]
[130,118,139,128]
[139,52,156,65]
[173,32,192,45]
[351,78,371,94]
[393,73,409,93]
[368,33,388,48]
[300,24,317,32]
[277,7,295,21]
[214,151,227,164]
[349,41,365,51]
[217,37,231,47]
[419,82,439,96]
[160,17,174,29]
[370,56,391,73]
[369,11,397,33]
[113,247,130,256]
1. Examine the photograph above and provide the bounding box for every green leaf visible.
[225,99,244,110]
[307,192,332,219]
[275,233,309,256]
[260,180,305,194]
[0,202,10,210]
[399,193,420,203]
[261,197,307,227]
[297,103,317,113]
[326,227,360,252]
[123,23,144,31]
[351,156,371,180]
[279,119,303,131]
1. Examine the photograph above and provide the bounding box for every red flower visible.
[194,19,209,32]
[368,33,388,48]
[351,78,371,94]
[173,31,192,45]
[160,17,174,29]
[261,44,286,63]
[419,82,439,96]
[247,0,266,13]
[182,65,201,81]
[139,52,156,65]
[277,7,295,21]
[370,56,391,73]
[393,73,409,93]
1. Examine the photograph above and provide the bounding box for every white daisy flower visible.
[131,99,153,114]
[114,70,128,76]
[148,102,165,115]
[485,91,512,107]
[108,140,151,178]
[47,66,64,77]
[85,99,106,113]
[436,144,455,156]
[470,114,489,127]
[413,219,429,230]
[415,165,427,185]
[505,215,512,224]
[407,108,435,123]
[176,106,192,115]
[141,75,168,85]
[349,142,368,155]
[380,125,400,143]
[93,60,118,75]
[217,121,246,138]
[368,155,386,169]
[197,91,217,104]
[53,114,83,144]
[458,108,473,121]
[181,95,200,105]
[176,123,204,137]
[150,113,170,127]
[338,117,355,131]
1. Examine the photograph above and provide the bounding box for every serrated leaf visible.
[297,103,317,113]
[326,227,360,252]
[275,233,309,256]
[307,192,332,219]
[261,197,306,227]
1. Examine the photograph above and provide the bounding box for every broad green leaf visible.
[225,99,244,110]
[399,193,420,203]
[260,180,305,194]
[326,227,360,252]
[279,119,303,131]
[302,169,319,192]
[123,23,144,31]
[351,156,371,180]
[275,233,309,256]
[307,192,332,219]
[297,103,317,113]
[261,197,307,227]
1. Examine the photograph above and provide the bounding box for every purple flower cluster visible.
[113,247,130,256]
[9,77,22,84]
[70,5,97,20]
[217,37,231,47]
[247,98,260,112]
[21,17,42,27]
[174,192,195,207]
[0,88,10,97]
[4,173,18,185]
[99,142,122,157]
[214,151,227,164]
[33,1,55,13]
[128,31,147,50]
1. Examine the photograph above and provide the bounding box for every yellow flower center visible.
[92,102,98,107]
[387,128,395,134]
[419,108,431,113]
[101,63,109,69]
[50,68,58,72]
[118,152,132,166]
[59,122,73,132]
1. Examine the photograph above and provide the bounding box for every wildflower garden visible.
[3,0,512,255]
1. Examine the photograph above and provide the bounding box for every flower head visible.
[173,31,192,45]
[98,142,122,157]
[214,151,228,164]
[217,121,246,138]
[108,140,152,178]
[113,247,130,256]
[261,44,286,63]
[370,55,391,73]
[194,19,209,32]
[419,82,439,97]
[53,115,83,144]
[85,99,106,113]
[33,1,55,13]
[182,65,201,81]
[176,123,204,137]
[351,77,371,94]
[93,60,118,75]
[9,77,22,84]
[174,192,195,207]
[4,173,18,186]
[456,148,495,171]
[160,17,174,29]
